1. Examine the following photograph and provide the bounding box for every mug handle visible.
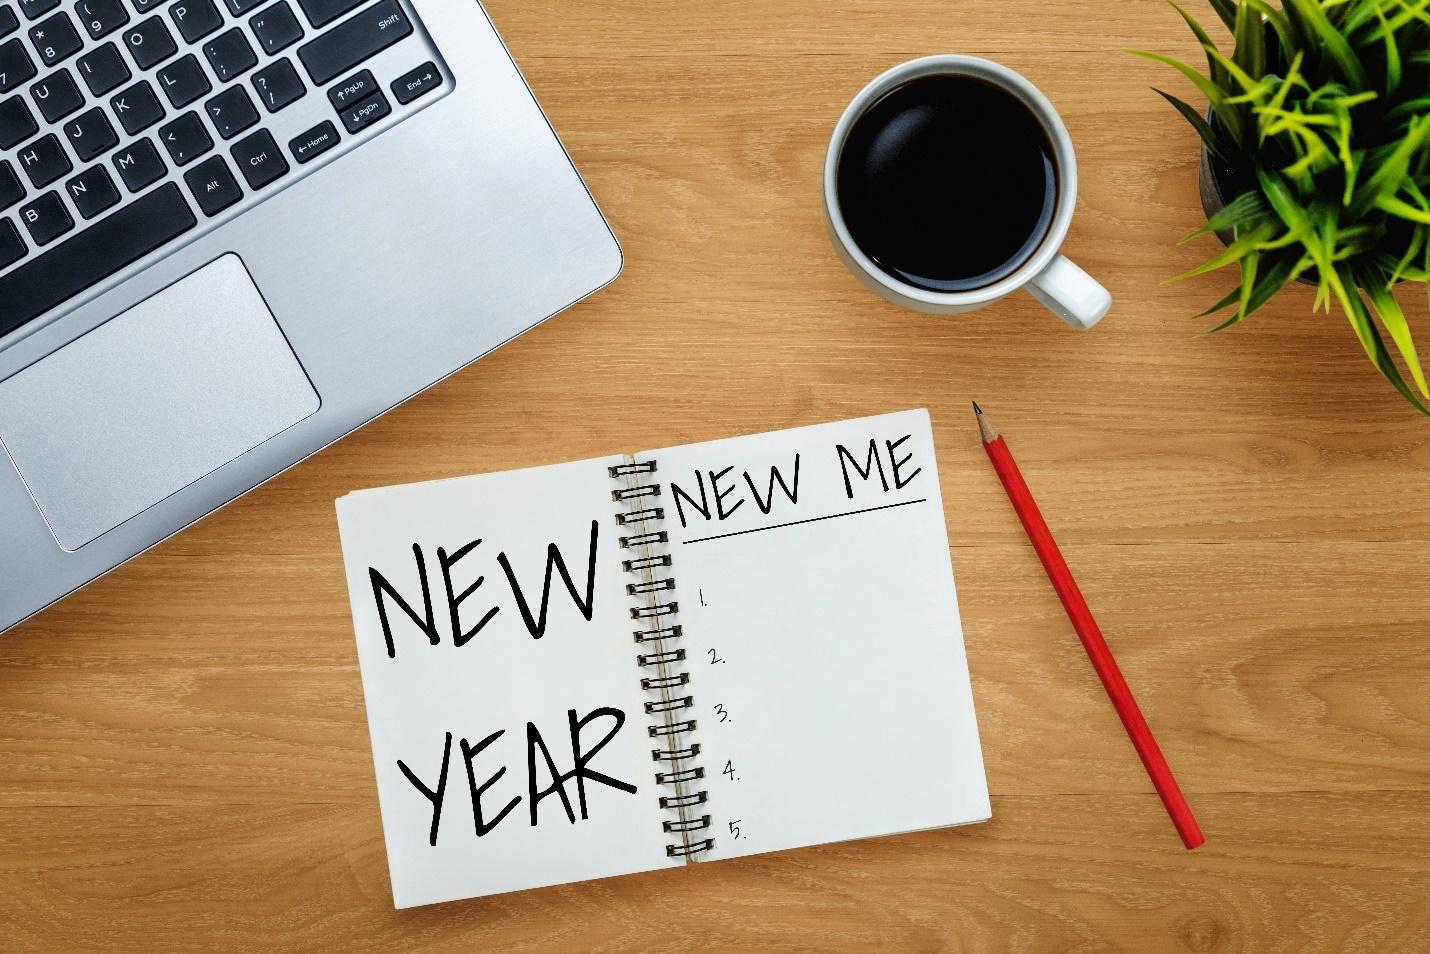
[1025,255,1112,330]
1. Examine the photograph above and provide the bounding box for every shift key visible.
[297,0,412,86]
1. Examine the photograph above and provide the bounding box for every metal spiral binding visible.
[611,457,715,859]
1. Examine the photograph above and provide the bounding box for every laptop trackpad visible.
[0,254,319,551]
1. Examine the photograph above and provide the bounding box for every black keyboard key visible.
[0,38,37,92]
[17,0,57,21]
[183,152,239,215]
[0,158,21,209]
[65,162,120,218]
[203,27,256,82]
[76,0,128,39]
[158,108,209,164]
[338,87,385,133]
[123,16,176,70]
[0,218,22,269]
[168,0,219,43]
[219,0,262,15]
[297,0,410,86]
[326,67,371,108]
[28,11,79,65]
[203,82,255,138]
[30,67,81,121]
[110,78,162,133]
[287,117,334,163]
[156,51,208,106]
[131,0,171,11]
[111,135,164,190]
[18,189,71,244]
[293,0,358,29]
[62,106,118,161]
[0,92,35,146]
[230,126,283,188]
[77,40,130,94]
[0,5,17,37]
[0,182,196,335]
[254,4,303,57]
[15,132,69,186]
[391,60,439,105]
[252,56,301,112]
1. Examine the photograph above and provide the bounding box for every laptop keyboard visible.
[0,0,448,339]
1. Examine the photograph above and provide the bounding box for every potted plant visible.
[1129,0,1430,414]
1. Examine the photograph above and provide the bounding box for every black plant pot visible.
[1197,141,1238,248]
[1197,128,1318,286]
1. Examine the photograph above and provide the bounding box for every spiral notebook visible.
[335,408,989,908]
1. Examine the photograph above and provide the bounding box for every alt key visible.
[183,154,243,217]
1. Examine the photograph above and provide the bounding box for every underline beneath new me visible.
[681,498,929,545]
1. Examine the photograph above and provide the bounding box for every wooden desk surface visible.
[4,1,1430,950]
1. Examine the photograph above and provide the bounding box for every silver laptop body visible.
[0,0,621,633]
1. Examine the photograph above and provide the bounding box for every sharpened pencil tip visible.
[972,401,983,415]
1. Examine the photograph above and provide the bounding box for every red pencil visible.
[974,402,1204,850]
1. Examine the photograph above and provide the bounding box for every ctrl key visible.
[231,128,288,190]
[289,119,338,164]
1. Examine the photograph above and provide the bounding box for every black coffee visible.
[836,74,1058,293]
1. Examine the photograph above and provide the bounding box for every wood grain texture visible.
[2,0,1429,950]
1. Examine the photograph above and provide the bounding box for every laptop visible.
[0,0,621,634]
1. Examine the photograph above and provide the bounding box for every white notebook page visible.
[643,409,989,861]
[336,457,674,908]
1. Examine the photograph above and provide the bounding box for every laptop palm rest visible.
[0,254,320,552]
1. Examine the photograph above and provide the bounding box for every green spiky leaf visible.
[1155,89,1233,163]
[1126,49,1247,145]
[1183,189,1271,240]
[1284,0,1371,89]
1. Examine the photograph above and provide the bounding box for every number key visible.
[158,109,210,165]
[28,11,82,66]
[0,37,35,92]
[76,0,129,39]
[17,0,58,21]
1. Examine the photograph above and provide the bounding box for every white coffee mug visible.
[823,55,1111,329]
